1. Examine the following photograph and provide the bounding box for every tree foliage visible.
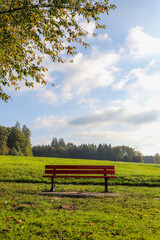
[0,122,32,156]
[0,126,10,155]
[153,153,160,164]
[0,0,116,102]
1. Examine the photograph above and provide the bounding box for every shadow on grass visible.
[0,179,45,184]
[0,178,160,187]
[0,179,107,185]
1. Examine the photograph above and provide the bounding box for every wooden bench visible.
[43,165,117,192]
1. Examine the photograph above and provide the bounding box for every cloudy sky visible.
[1,0,160,155]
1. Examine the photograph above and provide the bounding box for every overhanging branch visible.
[0,3,76,15]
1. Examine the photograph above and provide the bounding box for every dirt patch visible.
[40,191,120,198]
[59,204,78,210]
[12,203,37,210]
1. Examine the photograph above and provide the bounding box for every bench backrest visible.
[44,165,116,178]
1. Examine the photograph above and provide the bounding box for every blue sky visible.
[1,0,160,155]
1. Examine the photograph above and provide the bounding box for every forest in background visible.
[33,137,144,163]
[0,123,160,163]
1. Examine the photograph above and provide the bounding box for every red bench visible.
[43,165,117,192]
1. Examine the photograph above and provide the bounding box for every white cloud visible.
[97,33,111,41]
[60,50,120,102]
[114,63,160,94]
[36,88,59,104]
[69,106,160,127]
[78,97,100,109]
[75,130,129,141]
[129,68,160,92]
[32,115,67,129]
[129,122,160,155]
[126,26,160,58]
[79,21,96,38]
[31,135,52,146]
[27,47,120,105]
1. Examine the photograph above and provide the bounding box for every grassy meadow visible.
[0,155,160,239]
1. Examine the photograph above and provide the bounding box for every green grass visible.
[0,155,160,239]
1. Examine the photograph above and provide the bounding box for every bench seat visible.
[43,165,117,192]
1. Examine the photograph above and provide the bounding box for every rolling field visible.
[0,155,160,239]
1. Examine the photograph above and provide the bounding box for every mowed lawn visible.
[0,156,160,239]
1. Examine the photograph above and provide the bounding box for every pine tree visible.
[22,125,33,156]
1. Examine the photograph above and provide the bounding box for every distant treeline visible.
[0,122,32,156]
[32,137,144,163]
[143,156,154,163]
[1,123,160,163]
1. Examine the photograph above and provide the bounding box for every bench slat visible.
[45,169,115,175]
[45,165,115,170]
[43,175,117,178]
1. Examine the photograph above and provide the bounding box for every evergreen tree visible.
[0,123,32,156]
[15,121,21,130]
[0,126,9,155]
[22,125,33,156]
[97,144,107,160]
[7,127,26,155]
[51,138,58,148]
[58,138,66,148]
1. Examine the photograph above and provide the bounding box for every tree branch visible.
[0,3,76,15]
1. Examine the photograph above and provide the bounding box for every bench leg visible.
[105,178,108,193]
[51,177,55,192]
